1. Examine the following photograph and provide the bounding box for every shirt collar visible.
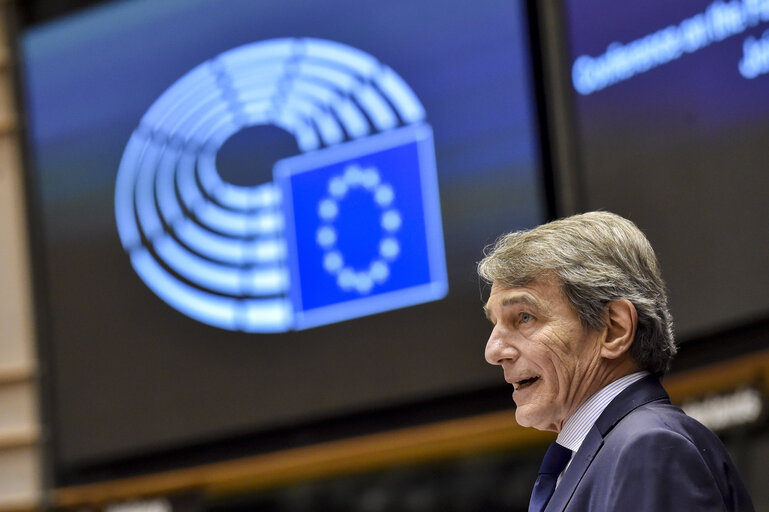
[556,371,649,453]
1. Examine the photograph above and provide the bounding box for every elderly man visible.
[479,212,753,512]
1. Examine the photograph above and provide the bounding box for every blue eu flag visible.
[275,124,448,329]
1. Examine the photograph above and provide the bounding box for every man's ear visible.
[601,299,637,360]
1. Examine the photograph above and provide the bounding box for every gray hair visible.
[478,211,676,376]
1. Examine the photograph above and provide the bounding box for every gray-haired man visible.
[480,212,753,512]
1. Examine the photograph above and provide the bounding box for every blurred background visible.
[0,0,767,510]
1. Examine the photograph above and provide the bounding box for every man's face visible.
[484,278,604,432]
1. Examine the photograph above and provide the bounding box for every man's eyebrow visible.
[483,294,541,320]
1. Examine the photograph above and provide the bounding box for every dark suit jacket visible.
[547,375,754,511]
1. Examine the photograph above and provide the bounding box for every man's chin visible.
[514,407,536,428]
[514,406,553,431]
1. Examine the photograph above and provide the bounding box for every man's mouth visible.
[514,376,540,391]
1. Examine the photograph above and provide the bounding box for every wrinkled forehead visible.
[483,279,562,319]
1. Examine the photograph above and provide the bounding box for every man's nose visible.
[485,326,517,366]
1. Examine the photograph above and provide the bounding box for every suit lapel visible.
[594,375,669,436]
[544,375,670,511]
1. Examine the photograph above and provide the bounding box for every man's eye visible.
[520,312,533,323]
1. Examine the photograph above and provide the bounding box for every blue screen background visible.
[564,0,769,339]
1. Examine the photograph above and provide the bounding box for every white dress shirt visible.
[554,371,650,485]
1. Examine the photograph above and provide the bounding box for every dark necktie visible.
[528,442,572,512]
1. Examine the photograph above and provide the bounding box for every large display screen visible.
[21,0,546,482]
[563,0,769,339]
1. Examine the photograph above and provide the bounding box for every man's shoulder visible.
[597,393,736,472]
[571,398,754,511]
[608,397,720,449]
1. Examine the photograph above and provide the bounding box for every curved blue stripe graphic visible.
[115,37,443,332]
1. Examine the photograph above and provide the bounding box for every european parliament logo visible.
[114,38,448,332]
